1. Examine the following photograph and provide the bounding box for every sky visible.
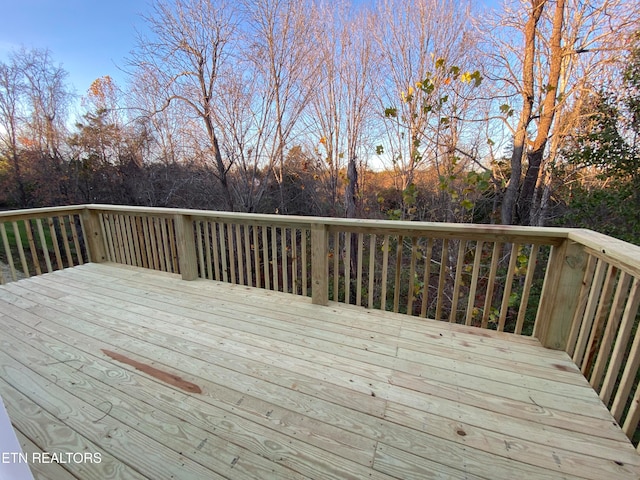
[0,0,500,105]
[0,0,150,98]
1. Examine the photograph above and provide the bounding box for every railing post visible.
[311,223,329,306]
[81,208,107,263]
[174,214,198,281]
[534,239,587,349]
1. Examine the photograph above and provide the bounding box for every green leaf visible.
[384,107,398,118]
[471,70,482,87]
[461,199,474,210]
[376,145,384,155]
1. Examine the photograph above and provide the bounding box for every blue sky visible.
[0,0,149,96]
[0,0,500,101]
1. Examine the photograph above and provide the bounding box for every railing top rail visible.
[568,229,640,277]
[84,204,575,243]
[0,205,86,222]
[4,204,638,258]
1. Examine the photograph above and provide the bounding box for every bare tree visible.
[373,0,474,193]
[211,67,277,212]
[0,59,27,205]
[242,0,319,213]
[310,1,377,218]
[0,48,70,206]
[130,0,238,210]
[490,0,639,225]
[18,48,70,161]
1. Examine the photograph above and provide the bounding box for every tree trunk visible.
[501,0,545,225]
[345,156,358,219]
[204,109,234,211]
[518,147,544,224]
[211,133,234,211]
[516,0,565,225]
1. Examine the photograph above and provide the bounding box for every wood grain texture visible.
[1,263,639,480]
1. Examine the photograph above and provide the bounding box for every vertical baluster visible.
[514,244,539,334]
[141,216,152,270]
[482,242,501,329]
[244,225,252,287]
[100,214,113,263]
[465,241,484,326]
[13,221,30,276]
[345,232,352,304]
[160,218,172,272]
[253,225,261,288]
[407,237,418,315]
[36,219,53,273]
[118,215,131,265]
[573,260,608,367]
[381,235,389,311]
[24,219,42,275]
[498,243,519,332]
[356,233,364,306]
[135,217,146,268]
[220,223,229,282]
[435,239,449,320]
[149,218,160,270]
[368,234,376,309]
[169,218,179,273]
[450,240,466,323]
[70,215,85,266]
[420,238,434,318]
[393,236,403,313]
[236,224,245,286]
[281,227,288,293]
[262,226,270,290]
[0,223,17,281]
[292,229,298,294]
[196,221,205,278]
[582,264,618,376]
[271,226,278,290]
[301,229,307,295]
[210,222,220,280]
[566,255,597,356]
[333,231,339,301]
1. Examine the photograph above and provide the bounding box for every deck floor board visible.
[1,263,639,479]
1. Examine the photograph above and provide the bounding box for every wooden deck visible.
[0,264,639,479]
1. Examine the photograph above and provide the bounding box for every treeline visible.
[1,0,639,243]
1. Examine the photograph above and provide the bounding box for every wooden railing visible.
[2,204,640,444]
[562,230,640,442]
[0,206,89,283]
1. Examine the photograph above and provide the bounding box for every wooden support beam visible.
[311,223,329,306]
[535,240,587,350]
[174,214,198,281]
[81,208,107,263]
